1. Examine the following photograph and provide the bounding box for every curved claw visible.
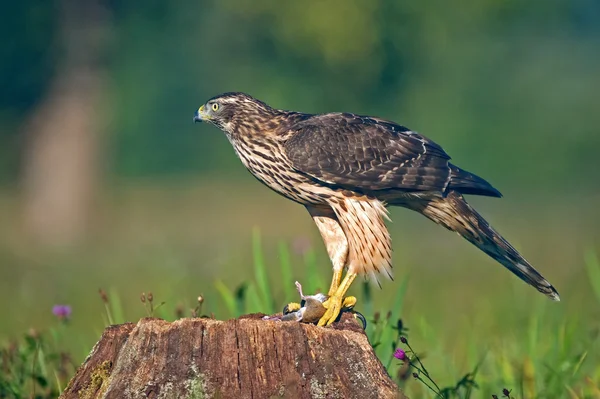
[353,311,367,329]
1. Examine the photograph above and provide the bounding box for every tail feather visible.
[448,164,502,198]
[409,191,560,300]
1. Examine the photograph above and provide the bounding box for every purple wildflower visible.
[52,305,72,320]
[393,348,407,360]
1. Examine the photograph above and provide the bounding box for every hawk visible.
[194,92,559,326]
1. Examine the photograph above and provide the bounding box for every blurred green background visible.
[1,0,600,397]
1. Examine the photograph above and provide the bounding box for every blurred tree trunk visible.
[21,0,111,246]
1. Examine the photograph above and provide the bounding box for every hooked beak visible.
[193,104,206,123]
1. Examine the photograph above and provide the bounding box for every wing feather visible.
[284,113,452,194]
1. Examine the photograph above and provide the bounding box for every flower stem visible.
[104,302,114,325]
[413,372,444,399]
[406,342,441,391]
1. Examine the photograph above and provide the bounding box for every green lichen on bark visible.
[186,377,205,399]
[185,368,210,399]
[78,360,112,399]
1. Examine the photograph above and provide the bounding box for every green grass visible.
[0,185,599,398]
[2,232,599,398]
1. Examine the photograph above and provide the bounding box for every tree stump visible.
[61,313,405,399]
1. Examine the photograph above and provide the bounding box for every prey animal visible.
[194,92,559,326]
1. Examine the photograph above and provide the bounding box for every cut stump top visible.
[61,313,405,399]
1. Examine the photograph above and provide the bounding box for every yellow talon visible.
[283,302,301,314]
[327,268,344,297]
[318,272,357,326]
[342,296,357,310]
[318,295,343,326]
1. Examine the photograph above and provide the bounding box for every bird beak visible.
[194,105,206,123]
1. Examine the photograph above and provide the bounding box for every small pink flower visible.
[393,348,406,360]
[52,305,72,320]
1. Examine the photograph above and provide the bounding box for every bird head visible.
[194,92,275,134]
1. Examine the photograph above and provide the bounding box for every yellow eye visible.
[212,103,219,111]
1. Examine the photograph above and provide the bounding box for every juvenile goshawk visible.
[194,92,559,326]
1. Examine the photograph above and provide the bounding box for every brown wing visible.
[284,113,453,194]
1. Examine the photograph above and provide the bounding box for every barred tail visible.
[409,191,560,300]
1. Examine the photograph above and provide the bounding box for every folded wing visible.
[284,113,453,194]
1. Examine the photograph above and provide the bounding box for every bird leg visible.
[283,281,306,314]
[327,268,344,297]
[283,281,309,314]
[295,280,306,298]
[305,205,349,302]
[318,271,357,326]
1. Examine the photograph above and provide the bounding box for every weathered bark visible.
[62,314,405,399]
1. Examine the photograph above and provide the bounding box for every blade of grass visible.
[572,351,587,378]
[244,282,265,314]
[278,241,295,302]
[584,250,600,304]
[565,385,580,399]
[380,275,409,367]
[361,282,375,336]
[252,228,274,314]
[235,283,248,316]
[36,346,47,382]
[154,301,169,320]
[108,287,123,324]
[362,281,373,319]
[30,341,40,398]
[214,279,237,317]
[585,377,600,396]
[54,369,62,395]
